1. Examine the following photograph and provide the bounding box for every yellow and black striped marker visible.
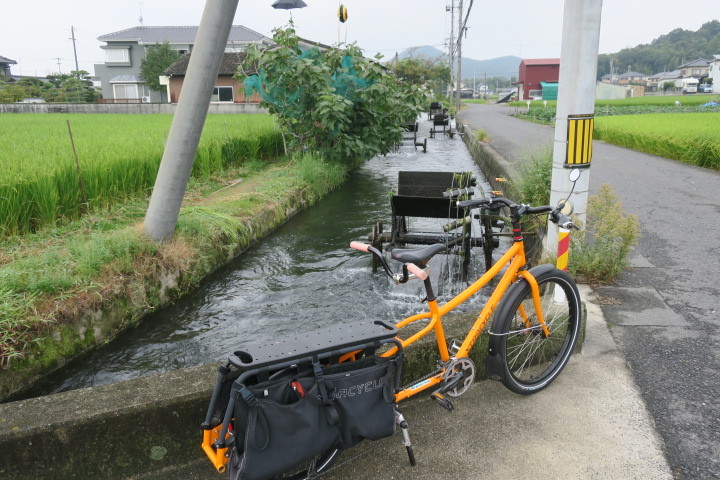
[565,114,594,167]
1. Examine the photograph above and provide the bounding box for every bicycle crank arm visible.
[430,391,454,411]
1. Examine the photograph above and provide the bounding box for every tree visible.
[0,73,97,103]
[242,25,426,164]
[386,56,450,96]
[45,71,98,102]
[140,41,180,95]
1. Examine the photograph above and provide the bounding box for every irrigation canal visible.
[24,119,499,399]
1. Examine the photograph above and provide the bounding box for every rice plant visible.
[594,113,720,170]
[0,114,280,236]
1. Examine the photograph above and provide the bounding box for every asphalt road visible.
[459,103,720,479]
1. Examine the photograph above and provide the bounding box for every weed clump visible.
[569,184,639,283]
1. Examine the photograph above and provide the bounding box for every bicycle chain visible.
[400,367,444,391]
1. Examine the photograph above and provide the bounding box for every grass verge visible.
[0,152,352,397]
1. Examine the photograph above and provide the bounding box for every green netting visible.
[244,47,374,119]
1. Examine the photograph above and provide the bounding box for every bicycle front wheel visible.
[272,448,341,479]
[488,267,582,395]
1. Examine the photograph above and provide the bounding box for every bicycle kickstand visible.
[395,408,417,467]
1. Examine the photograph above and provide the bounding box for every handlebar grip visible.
[350,241,370,252]
[457,199,487,208]
[406,263,428,281]
[554,212,579,230]
[525,206,552,215]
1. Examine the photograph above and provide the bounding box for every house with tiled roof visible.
[1,55,17,79]
[93,25,272,103]
[646,70,682,92]
[160,36,332,105]
[162,52,263,104]
[677,58,710,79]
[615,71,649,85]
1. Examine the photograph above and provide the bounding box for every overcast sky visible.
[2,0,718,77]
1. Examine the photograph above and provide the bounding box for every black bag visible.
[227,354,401,480]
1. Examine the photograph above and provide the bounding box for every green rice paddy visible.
[0,114,281,236]
[594,112,720,169]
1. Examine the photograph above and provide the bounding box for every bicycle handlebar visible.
[350,242,428,283]
[349,241,369,252]
[456,197,578,230]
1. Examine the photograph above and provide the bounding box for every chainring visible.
[442,357,476,397]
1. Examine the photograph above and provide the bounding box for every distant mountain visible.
[398,45,521,80]
[598,20,720,78]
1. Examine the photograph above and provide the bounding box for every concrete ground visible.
[134,286,673,480]
[459,103,720,479]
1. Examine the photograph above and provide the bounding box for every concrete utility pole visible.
[70,27,80,77]
[144,0,240,242]
[455,0,463,111]
[546,0,603,251]
[448,1,455,98]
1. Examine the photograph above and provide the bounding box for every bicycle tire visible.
[271,448,341,479]
[488,266,581,395]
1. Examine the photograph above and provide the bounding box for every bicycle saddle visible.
[391,243,447,267]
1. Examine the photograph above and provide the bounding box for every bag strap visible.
[312,356,340,426]
[246,405,270,451]
[312,356,332,405]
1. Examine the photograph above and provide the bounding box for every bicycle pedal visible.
[431,391,454,411]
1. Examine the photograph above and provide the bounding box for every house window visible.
[692,68,700,75]
[113,83,139,99]
[211,86,234,103]
[105,48,130,64]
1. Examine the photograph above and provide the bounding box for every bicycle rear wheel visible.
[488,267,581,394]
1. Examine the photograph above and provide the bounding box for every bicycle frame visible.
[387,237,545,402]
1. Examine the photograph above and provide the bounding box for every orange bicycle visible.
[352,195,582,404]
[201,195,582,479]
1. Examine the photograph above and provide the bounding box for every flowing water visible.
[23,120,500,398]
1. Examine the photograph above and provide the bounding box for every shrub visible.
[569,184,640,283]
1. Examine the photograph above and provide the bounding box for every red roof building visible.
[517,58,560,100]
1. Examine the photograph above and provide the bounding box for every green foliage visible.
[0,114,280,237]
[569,184,640,283]
[474,129,489,142]
[0,72,98,103]
[294,152,349,204]
[0,150,348,365]
[140,41,180,93]
[242,24,426,164]
[386,55,450,96]
[517,149,553,206]
[597,20,720,79]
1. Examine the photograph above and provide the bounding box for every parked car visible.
[698,84,713,93]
